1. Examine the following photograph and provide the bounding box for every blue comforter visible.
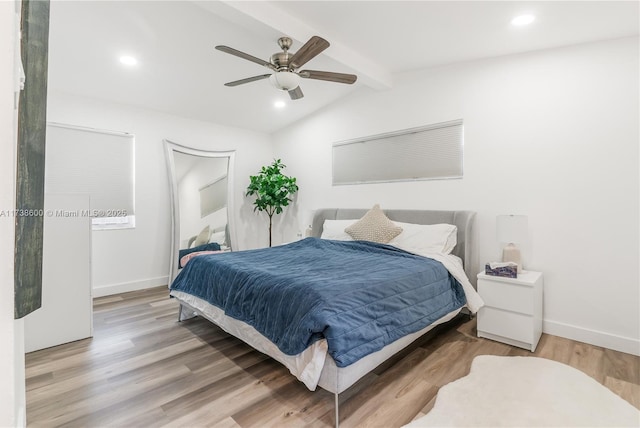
[170,237,466,367]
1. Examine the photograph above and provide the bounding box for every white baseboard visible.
[17,405,25,428]
[93,276,169,298]
[543,319,640,356]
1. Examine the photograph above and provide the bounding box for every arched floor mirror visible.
[164,139,236,283]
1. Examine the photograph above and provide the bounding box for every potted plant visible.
[246,159,299,247]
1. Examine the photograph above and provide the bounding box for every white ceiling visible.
[47,1,639,134]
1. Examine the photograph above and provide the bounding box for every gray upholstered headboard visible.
[311,208,478,287]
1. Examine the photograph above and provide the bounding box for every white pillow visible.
[320,219,357,241]
[209,230,226,245]
[191,225,210,248]
[389,222,457,255]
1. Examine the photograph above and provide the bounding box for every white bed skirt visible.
[170,289,461,394]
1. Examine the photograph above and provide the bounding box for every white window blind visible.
[200,175,227,218]
[45,123,135,224]
[332,119,463,185]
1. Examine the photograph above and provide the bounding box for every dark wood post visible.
[15,0,50,319]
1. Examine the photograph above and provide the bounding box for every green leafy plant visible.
[246,159,299,247]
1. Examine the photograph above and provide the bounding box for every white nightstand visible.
[477,270,544,352]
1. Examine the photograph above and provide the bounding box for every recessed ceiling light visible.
[119,55,138,66]
[274,100,286,109]
[511,14,535,26]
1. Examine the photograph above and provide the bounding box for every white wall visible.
[47,92,274,296]
[272,37,640,355]
[0,1,26,425]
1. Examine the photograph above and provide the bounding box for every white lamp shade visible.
[497,214,528,244]
[269,72,300,91]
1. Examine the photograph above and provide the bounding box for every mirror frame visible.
[164,139,236,283]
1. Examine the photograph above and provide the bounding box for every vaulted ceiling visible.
[47,1,639,133]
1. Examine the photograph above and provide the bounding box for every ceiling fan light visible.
[269,72,300,91]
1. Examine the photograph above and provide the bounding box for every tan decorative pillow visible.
[192,225,210,248]
[345,204,403,244]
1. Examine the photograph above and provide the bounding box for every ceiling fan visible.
[215,36,357,100]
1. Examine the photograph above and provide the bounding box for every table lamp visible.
[497,214,528,273]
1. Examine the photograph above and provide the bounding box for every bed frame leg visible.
[178,304,184,322]
[334,392,339,428]
[177,303,198,322]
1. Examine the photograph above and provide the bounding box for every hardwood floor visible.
[26,286,640,427]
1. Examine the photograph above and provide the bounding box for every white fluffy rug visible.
[405,355,640,427]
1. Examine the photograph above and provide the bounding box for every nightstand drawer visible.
[478,280,533,315]
[477,307,533,344]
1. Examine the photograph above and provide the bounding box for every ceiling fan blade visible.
[288,86,304,100]
[224,74,272,87]
[299,70,357,84]
[215,45,275,70]
[289,36,330,69]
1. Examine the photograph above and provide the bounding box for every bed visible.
[169,208,482,426]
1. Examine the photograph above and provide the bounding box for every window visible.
[332,119,463,185]
[45,123,135,230]
[199,175,227,218]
